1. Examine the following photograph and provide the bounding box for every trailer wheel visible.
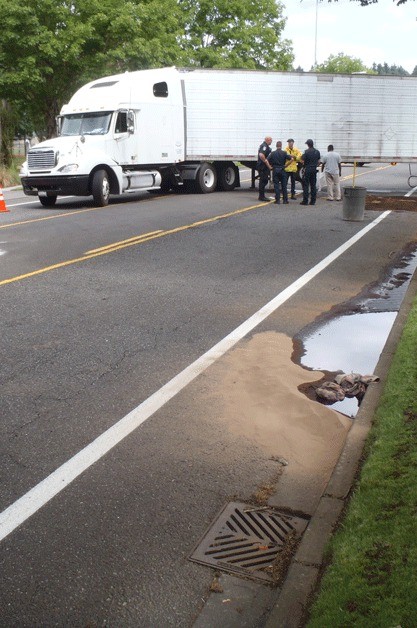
[217,164,238,191]
[38,193,57,207]
[196,163,217,194]
[92,169,110,206]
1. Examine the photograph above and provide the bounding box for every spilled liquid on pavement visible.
[296,246,417,417]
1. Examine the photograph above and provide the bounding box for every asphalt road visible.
[1,163,417,626]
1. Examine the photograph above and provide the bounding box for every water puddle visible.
[295,244,417,417]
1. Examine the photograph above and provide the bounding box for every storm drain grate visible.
[189,501,309,584]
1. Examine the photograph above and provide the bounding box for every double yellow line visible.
[85,230,164,255]
[0,201,268,287]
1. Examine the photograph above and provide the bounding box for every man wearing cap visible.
[284,139,302,199]
[300,139,321,206]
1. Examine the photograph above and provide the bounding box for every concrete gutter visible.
[265,268,417,627]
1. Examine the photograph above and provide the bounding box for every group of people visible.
[256,136,342,205]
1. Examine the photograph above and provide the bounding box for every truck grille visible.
[28,149,56,171]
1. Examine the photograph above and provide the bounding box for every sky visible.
[283,0,417,73]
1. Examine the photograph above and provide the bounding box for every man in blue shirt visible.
[300,139,321,206]
[267,141,294,204]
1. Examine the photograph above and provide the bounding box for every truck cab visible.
[20,68,186,206]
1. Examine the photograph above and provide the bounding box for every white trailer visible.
[20,67,417,206]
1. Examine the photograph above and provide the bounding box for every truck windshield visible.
[60,112,112,136]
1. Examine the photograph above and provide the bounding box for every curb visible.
[265,268,417,628]
[2,186,21,192]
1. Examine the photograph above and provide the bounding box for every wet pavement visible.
[295,244,417,417]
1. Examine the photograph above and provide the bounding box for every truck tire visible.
[38,193,57,207]
[217,164,238,191]
[195,163,217,194]
[92,169,110,206]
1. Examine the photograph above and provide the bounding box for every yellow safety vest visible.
[284,146,302,173]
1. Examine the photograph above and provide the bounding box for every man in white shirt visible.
[321,145,342,201]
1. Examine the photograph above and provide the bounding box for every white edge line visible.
[0,210,391,542]
[6,196,75,208]
[405,186,417,198]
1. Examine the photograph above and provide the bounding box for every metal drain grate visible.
[190,501,308,584]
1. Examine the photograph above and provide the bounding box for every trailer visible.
[20,67,417,206]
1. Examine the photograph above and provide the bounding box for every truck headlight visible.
[19,162,28,176]
[58,163,79,173]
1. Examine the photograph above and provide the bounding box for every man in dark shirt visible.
[256,136,273,201]
[300,139,321,205]
[267,141,294,204]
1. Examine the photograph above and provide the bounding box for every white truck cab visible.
[20,67,188,206]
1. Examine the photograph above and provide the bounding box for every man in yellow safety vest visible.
[284,138,302,199]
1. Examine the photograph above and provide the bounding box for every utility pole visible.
[314,0,319,68]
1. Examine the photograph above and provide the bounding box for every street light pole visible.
[314,0,319,68]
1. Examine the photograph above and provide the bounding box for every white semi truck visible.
[20,67,417,206]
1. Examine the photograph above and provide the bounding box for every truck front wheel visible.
[92,169,110,206]
[38,193,57,207]
[195,163,217,194]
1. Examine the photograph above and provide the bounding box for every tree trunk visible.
[0,100,14,168]
[45,99,60,139]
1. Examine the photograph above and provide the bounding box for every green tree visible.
[316,53,374,74]
[0,0,184,143]
[372,62,409,76]
[179,0,294,70]
[321,1,410,5]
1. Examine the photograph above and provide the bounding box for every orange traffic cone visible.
[0,186,10,212]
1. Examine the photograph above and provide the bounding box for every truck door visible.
[114,110,138,164]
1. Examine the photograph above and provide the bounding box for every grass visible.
[0,156,24,188]
[307,300,417,626]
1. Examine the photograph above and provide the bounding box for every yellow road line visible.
[0,200,270,287]
[341,164,393,182]
[86,231,163,254]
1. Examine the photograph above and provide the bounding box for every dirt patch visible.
[365,195,417,212]
[251,474,282,505]
[262,531,300,586]
[204,331,352,513]
[209,576,224,593]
